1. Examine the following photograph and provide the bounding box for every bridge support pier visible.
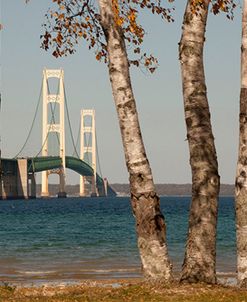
[91,175,97,197]
[41,171,49,197]
[58,169,66,198]
[17,159,29,199]
[80,176,86,197]
[29,173,36,199]
[0,160,18,199]
[103,178,108,197]
[0,159,37,199]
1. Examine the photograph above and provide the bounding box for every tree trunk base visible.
[131,192,173,281]
[180,265,217,284]
[238,278,247,288]
[138,237,173,281]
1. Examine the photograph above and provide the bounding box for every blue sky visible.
[0,0,242,184]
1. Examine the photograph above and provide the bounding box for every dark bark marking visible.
[241,170,247,178]
[120,125,125,132]
[239,278,247,288]
[130,192,166,244]
[186,117,192,128]
[240,88,247,113]
[109,66,117,74]
[137,173,144,183]
[131,159,148,168]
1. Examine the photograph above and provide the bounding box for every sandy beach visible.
[0,270,242,301]
[1,278,247,302]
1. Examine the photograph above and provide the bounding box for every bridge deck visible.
[1,156,116,197]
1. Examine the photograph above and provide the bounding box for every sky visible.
[0,0,242,185]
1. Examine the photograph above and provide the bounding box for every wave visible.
[79,268,139,273]
[216,271,236,276]
[17,271,56,275]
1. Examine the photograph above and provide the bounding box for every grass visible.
[0,280,247,302]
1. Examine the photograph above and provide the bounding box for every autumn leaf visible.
[96,52,102,60]
[40,0,176,72]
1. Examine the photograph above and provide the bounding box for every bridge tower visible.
[80,109,97,196]
[41,69,66,197]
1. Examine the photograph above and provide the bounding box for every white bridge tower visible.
[41,68,66,197]
[80,109,97,196]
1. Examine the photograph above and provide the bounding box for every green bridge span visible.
[27,156,94,176]
[27,156,116,196]
[1,156,116,197]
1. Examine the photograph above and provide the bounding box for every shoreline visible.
[1,277,246,302]
[0,270,237,288]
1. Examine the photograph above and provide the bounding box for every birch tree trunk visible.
[235,0,247,288]
[179,0,220,283]
[98,0,172,280]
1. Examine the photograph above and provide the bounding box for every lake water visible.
[0,196,236,284]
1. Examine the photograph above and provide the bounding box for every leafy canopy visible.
[40,0,236,72]
[192,0,236,18]
[41,0,175,72]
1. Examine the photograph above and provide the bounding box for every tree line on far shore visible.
[35,183,235,197]
[36,0,247,288]
[111,183,235,196]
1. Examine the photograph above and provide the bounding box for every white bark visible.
[235,0,247,288]
[98,0,172,280]
[242,0,247,89]
[179,0,219,284]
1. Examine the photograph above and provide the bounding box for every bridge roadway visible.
[28,156,94,177]
[0,156,116,198]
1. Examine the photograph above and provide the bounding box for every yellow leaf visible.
[116,17,124,26]
[128,11,136,22]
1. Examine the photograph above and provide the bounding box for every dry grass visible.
[0,279,247,302]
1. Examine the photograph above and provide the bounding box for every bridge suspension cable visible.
[13,82,43,158]
[63,83,80,158]
[95,128,103,178]
[72,118,81,158]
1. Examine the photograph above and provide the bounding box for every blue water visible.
[0,196,236,283]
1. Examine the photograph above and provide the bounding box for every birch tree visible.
[235,0,247,288]
[179,0,235,284]
[41,0,174,280]
[179,0,219,284]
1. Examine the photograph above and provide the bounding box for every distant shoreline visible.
[34,183,235,198]
[107,183,235,197]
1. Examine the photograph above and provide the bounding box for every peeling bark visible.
[98,0,172,280]
[179,0,220,284]
[235,0,247,288]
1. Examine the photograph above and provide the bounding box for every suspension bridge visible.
[0,69,116,199]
